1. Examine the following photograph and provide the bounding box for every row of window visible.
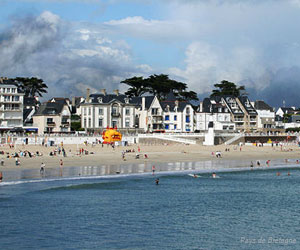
[83,118,131,128]
[83,107,131,116]
[0,88,17,94]
[3,95,20,102]
[164,115,191,123]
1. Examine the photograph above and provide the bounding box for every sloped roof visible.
[33,101,65,116]
[254,100,273,111]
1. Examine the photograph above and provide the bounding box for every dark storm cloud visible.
[0,11,150,99]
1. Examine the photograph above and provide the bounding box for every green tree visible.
[121,74,198,101]
[210,80,246,97]
[121,76,149,97]
[13,77,48,97]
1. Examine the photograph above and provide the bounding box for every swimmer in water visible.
[193,174,198,178]
[212,172,217,178]
[288,172,291,176]
[155,178,159,185]
[276,172,281,176]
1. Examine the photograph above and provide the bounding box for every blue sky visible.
[1,0,300,107]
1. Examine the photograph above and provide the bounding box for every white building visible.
[138,93,195,132]
[0,78,24,131]
[253,100,276,131]
[80,89,140,132]
[196,97,235,131]
[33,98,71,134]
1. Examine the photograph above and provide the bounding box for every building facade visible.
[80,89,140,132]
[33,98,71,134]
[0,78,24,131]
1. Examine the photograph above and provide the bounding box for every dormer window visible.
[166,105,170,112]
[125,98,129,104]
[98,97,103,103]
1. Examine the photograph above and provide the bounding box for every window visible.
[47,118,53,123]
[88,118,91,127]
[84,118,87,128]
[112,120,117,128]
[165,115,169,121]
[174,124,177,130]
[99,108,103,115]
[83,108,87,115]
[125,119,130,127]
[4,96,10,102]
[98,118,103,127]
[125,98,129,104]
[112,107,117,115]
[186,116,190,123]
[12,88,16,93]
[174,115,177,121]
[151,108,158,115]
[125,108,130,115]
[165,124,169,130]
[6,88,10,93]
[88,108,91,115]
[97,97,103,103]
[12,96,19,102]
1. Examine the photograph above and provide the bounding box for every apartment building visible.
[0,78,24,131]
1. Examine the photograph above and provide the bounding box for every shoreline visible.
[0,143,299,182]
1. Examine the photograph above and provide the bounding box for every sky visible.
[1,0,300,107]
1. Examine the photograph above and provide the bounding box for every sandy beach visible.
[0,142,299,171]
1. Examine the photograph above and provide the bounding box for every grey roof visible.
[201,97,229,113]
[279,107,296,114]
[86,93,155,109]
[33,102,65,116]
[288,115,300,123]
[238,96,257,115]
[254,100,273,111]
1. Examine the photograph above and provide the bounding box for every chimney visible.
[86,88,90,103]
[199,101,203,112]
[142,97,145,110]
[113,89,119,96]
[72,97,76,107]
[100,89,106,96]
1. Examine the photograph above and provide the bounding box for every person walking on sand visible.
[60,159,63,168]
[40,162,45,175]
[1,158,4,166]
[152,165,156,175]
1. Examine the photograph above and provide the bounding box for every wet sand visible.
[0,143,299,172]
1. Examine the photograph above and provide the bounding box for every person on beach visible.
[250,161,254,169]
[155,178,159,185]
[152,165,156,175]
[60,159,63,168]
[15,157,20,166]
[40,163,45,175]
[1,158,4,166]
[0,171,2,182]
[257,160,260,167]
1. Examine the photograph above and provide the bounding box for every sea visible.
[0,159,300,250]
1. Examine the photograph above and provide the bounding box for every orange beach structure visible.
[102,127,122,144]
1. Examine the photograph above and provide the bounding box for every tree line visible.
[5,75,246,100]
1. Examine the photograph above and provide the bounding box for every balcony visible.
[152,118,163,124]
[47,121,56,127]
[111,112,121,117]
[61,121,70,127]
